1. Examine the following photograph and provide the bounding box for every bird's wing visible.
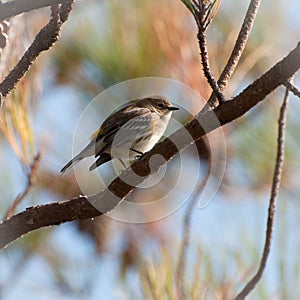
[91,106,152,157]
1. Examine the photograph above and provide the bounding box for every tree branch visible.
[234,86,289,300]
[180,1,226,103]
[284,80,300,99]
[0,42,299,250]
[0,0,74,105]
[217,0,261,90]
[197,29,226,103]
[0,0,64,22]
[205,0,261,109]
[0,196,99,249]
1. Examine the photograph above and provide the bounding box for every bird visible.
[60,95,179,173]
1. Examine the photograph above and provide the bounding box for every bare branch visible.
[0,196,99,249]
[206,0,261,109]
[4,153,41,221]
[0,0,64,22]
[284,80,300,99]
[234,87,289,300]
[0,42,299,250]
[197,29,226,103]
[0,0,74,105]
[218,0,261,90]
[180,1,226,103]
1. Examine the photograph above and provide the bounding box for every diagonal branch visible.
[0,0,74,105]
[0,0,64,22]
[0,196,99,250]
[205,0,261,109]
[217,0,261,90]
[0,42,300,250]
[284,80,300,99]
[234,87,289,300]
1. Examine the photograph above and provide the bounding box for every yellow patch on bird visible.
[90,127,103,140]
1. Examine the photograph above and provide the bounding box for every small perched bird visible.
[60,95,179,173]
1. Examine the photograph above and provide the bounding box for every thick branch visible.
[0,0,64,21]
[0,197,99,249]
[0,42,300,250]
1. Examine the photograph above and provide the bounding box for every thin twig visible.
[234,87,289,300]
[0,0,74,105]
[4,153,41,221]
[180,1,226,103]
[197,29,226,103]
[196,1,226,103]
[284,80,300,99]
[0,0,64,22]
[218,0,261,90]
[176,159,211,299]
[205,0,261,110]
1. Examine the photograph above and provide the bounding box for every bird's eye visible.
[157,103,164,108]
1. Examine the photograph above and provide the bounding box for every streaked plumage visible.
[60,96,179,173]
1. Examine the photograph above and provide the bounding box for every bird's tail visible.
[60,142,95,173]
[60,157,81,173]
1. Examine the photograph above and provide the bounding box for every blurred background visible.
[1,0,300,299]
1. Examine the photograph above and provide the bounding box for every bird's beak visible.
[168,106,180,111]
